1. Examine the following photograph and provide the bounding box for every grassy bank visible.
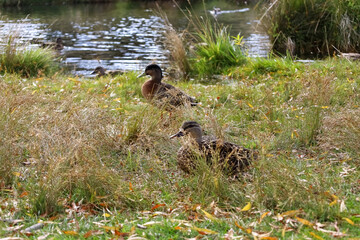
[0,55,359,238]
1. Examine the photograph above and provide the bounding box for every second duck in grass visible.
[140,64,197,109]
[41,37,64,51]
[91,66,125,77]
[170,121,257,176]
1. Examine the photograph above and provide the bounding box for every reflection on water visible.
[0,0,270,75]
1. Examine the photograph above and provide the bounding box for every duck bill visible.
[169,131,185,139]
[137,72,145,78]
[91,71,97,74]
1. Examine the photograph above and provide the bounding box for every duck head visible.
[170,121,203,144]
[144,64,163,82]
[91,66,106,76]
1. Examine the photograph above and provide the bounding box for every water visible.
[0,0,270,76]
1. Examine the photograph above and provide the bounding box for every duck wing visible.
[202,139,256,175]
[156,82,197,107]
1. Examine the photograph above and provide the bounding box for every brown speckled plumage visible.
[170,121,257,176]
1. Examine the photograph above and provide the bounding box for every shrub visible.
[190,21,247,77]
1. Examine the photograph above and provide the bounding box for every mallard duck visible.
[41,37,64,51]
[91,66,125,77]
[140,64,197,109]
[170,121,257,175]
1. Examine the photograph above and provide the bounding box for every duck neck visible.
[189,129,203,145]
[150,72,162,83]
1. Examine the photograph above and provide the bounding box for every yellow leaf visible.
[329,199,337,206]
[63,231,78,236]
[201,210,219,222]
[103,213,111,218]
[280,209,302,217]
[309,232,324,240]
[295,217,313,227]
[130,225,135,234]
[102,105,109,108]
[13,172,21,177]
[259,211,270,223]
[331,194,339,200]
[113,98,121,102]
[321,106,329,109]
[247,102,254,109]
[241,202,251,211]
[343,217,355,225]
[192,226,218,235]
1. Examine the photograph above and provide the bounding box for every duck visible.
[170,121,257,176]
[41,37,64,51]
[140,64,197,109]
[91,66,125,77]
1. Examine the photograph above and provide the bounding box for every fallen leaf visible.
[63,230,78,236]
[129,182,133,192]
[234,221,251,234]
[295,217,313,227]
[114,230,129,237]
[192,226,218,235]
[309,232,324,240]
[83,230,103,238]
[151,204,165,211]
[247,103,254,109]
[201,209,219,222]
[329,200,337,206]
[23,223,44,232]
[340,200,347,212]
[259,211,270,223]
[343,217,355,225]
[280,209,302,217]
[130,225,136,234]
[240,202,251,212]
[102,213,111,218]
[142,221,162,226]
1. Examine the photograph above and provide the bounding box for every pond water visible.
[0,0,270,76]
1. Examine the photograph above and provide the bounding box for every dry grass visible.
[318,108,360,157]
[157,8,191,79]
[0,57,359,238]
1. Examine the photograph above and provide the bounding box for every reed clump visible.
[262,0,360,57]
[0,32,58,77]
